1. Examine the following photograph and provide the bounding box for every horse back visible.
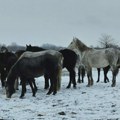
[15,50,63,77]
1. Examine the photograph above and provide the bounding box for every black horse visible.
[0,52,18,87]
[26,45,78,89]
[5,50,63,98]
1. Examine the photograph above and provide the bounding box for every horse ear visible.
[73,37,76,41]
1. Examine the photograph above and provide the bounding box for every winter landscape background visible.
[0,69,120,120]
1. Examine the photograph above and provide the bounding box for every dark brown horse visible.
[0,52,18,87]
[5,50,63,98]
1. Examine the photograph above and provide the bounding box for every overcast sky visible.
[0,0,120,47]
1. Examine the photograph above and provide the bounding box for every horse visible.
[68,37,120,87]
[0,52,18,87]
[26,44,78,88]
[0,46,8,53]
[5,50,63,98]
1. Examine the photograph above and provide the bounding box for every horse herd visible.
[0,37,120,98]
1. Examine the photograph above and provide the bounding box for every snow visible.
[0,70,120,120]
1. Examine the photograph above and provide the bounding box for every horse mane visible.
[26,44,46,52]
[74,37,92,52]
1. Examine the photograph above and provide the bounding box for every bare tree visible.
[98,33,115,48]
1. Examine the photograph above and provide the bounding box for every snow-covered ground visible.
[0,70,120,120]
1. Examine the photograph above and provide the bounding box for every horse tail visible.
[56,65,62,91]
[57,56,64,90]
[114,67,119,76]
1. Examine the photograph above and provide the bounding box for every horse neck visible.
[77,41,91,52]
[7,71,16,89]
[7,63,18,85]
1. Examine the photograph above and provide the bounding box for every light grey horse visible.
[68,37,120,87]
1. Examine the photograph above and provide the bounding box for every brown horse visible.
[5,50,63,98]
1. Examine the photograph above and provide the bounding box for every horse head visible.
[68,37,91,52]
[68,37,78,50]
[5,80,15,98]
[26,44,32,51]
[0,46,8,53]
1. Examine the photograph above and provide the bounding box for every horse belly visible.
[89,58,109,68]
[20,64,44,78]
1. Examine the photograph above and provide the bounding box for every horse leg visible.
[96,68,100,82]
[71,69,76,88]
[70,69,76,88]
[1,68,7,87]
[67,68,76,88]
[90,70,93,86]
[86,74,91,87]
[81,67,85,83]
[47,77,53,95]
[78,66,85,83]
[66,76,72,89]
[44,75,49,89]
[66,69,72,88]
[77,66,81,83]
[86,68,93,87]
[103,66,110,83]
[20,78,26,98]
[111,67,119,87]
[28,78,36,97]
[103,69,108,83]
[32,78,37,92]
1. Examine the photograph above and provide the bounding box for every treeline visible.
[0,42,120,53]
[0,34,120,52]
[0,43,65,52]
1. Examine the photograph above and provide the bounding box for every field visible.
[0,70,120,120]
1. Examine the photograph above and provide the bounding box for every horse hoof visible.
[73,86,76,89]
[19,96,24,99]
[111,84,115,87]
[66,86,70,89]
[33,95,36,97]
[47,92,51,95]
[44,87,48,90]
[53,92,57,95]
[86,85,90,87]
